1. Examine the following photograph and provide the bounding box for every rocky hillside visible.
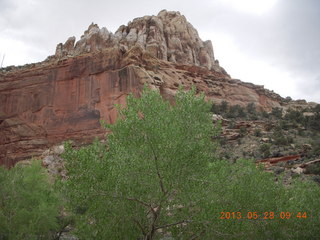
[211,101,320,185]
[0,10,315,166]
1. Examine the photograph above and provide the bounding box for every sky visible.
[0,0,319,103]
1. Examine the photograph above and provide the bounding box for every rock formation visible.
[55,10,221,73]
[0,10,300,166]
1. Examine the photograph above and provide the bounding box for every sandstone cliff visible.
[55,10,221,72]
[0,10,291,166]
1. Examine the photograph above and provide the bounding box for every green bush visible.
[309,114,320,131]
[272,129,292,146]
[0,161,61,240]
[246,102,256,115]
[305,163,320,175]
[239,126,247,136]
[254,128,262,137]
[220,100,229,114]
[285,108,304,124]
[245,103,259,120]
[260,143,271,158]
[211,101,229,115]
[311,140,320,157]
[271,107,283,119]
[261,110,270,119]
[274,135,288,146]
[226,105,246,119]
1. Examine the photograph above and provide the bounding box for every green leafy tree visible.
[0,161,61,240]
[63,86,220,239]
[63,86,320,239]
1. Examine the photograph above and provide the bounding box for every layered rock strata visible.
[1,10,286,166]
[55,10,222,72]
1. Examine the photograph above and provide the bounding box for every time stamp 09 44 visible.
[220,211,309,220]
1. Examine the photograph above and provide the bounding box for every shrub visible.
[239,126,247,136]
[220,100,229,114]
[309,113,320,131]
[261,110,270,119]
[285,108,304,124]
[211,101,229,115]
[272,129,292,146]
[260,143,271,158]
[246,102,256,114]
[274,135,288,146]
[211,102,218,113]
[271,107,283,119]
[245,103,259,120]
[305,163,320,175]
[226,105,246,119]
[254,128,262,137]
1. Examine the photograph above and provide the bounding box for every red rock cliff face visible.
[0,10,284,166]
[0,49,143,166]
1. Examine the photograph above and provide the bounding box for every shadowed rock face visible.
[0,10,289,166]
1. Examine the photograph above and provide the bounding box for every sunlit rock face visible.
[0,10,285,166]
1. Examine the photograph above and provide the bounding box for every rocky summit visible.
[56,10,220,72]
[0,10,313,166]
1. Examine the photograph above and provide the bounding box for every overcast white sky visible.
[0,0,319,103]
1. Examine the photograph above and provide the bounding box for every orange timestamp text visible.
[220,211,307,220]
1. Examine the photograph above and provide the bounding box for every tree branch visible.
[144,133,167,195]
[98,191,152,209]
[125,197,152,209]
[155,219,190,230]
[133,218,147,236]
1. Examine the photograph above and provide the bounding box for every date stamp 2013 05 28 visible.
[220,211,308,220]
